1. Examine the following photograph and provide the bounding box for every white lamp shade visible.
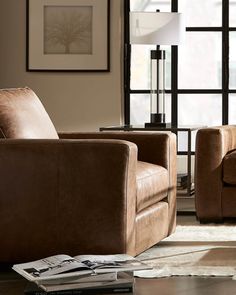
[130,12,185,45]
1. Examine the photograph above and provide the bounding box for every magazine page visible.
[74,254,152,273]
[12,254,92,282]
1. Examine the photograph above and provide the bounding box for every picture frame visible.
[26,0,110,72]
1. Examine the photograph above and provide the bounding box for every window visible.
[124,0,236,151]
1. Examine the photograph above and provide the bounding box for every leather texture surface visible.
[59,131,177,240]
[59,131,177,234]
[195,125,236,221]
[223,150,236,184]
[0,87,58,139]
[135,202,169,254]
[222,187,236,217]
[0,88,177,262]
[136,161,168,212]
[0,139,138,262]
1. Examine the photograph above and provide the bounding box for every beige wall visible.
[0,0,124,131]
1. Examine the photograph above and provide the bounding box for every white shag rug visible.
[135,223,236,279]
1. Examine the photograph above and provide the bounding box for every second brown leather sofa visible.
[195,125,236,222]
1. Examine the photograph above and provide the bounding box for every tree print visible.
[44,6,92,54]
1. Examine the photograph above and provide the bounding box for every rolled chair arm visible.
[58,131,177,234]
[0,139,137,261]
[195,125,236,221]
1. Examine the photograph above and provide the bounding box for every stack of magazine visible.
[12,254,152,294]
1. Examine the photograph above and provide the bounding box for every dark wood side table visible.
[99,125,205,197]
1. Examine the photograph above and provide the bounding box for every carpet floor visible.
[136,217,236,278]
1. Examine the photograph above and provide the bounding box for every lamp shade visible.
[130,12,185,45]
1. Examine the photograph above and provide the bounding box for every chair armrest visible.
[58,131,177,233]
[58,131,174,169]
[0,139,137,260]
[195,125,236,220]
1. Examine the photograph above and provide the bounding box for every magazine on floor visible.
[12,253,151,282]
[36,272,134,293]
[35,272,117,286]
[25,280,133,295]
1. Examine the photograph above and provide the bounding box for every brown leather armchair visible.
[0,87,176,263]
[195,125,236,222]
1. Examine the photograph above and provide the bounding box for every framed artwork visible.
[26,0,110,71]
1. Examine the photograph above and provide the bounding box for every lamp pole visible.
[148,47,166,126]
[145,9,167,127]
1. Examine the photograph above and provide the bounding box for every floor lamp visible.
[130,12,185,127]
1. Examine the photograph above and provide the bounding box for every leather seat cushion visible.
[223,150,236,185]
[136,161,168,212]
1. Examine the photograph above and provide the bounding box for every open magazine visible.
[12,254,151,282]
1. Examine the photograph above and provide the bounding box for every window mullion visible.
[171,0,178,126]
[124,0,131,125]
[222,0,229,124]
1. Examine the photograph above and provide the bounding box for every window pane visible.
[130,93,171,125]
[179,0,222,27]
[178,94,222,126]
[178,94,222,152]
[178,32,222,89]
[229,94,236,124]
[130,94,149,125]
[177,131,197,152]
[130,0,171,12]
[229,0,236,27]
[131,46,171,90]
[229,32,236,89]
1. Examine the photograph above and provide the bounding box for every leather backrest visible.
[0,87,58,139]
